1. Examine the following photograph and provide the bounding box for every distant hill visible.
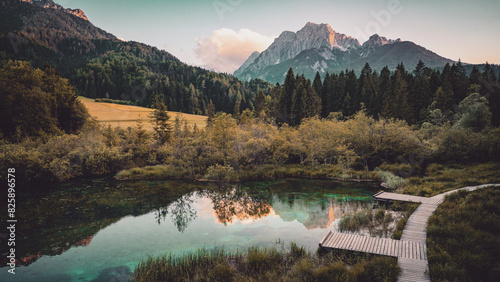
[0,0,272,114]
[234,22,499,83]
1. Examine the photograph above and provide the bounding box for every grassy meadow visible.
[78,96,207,131]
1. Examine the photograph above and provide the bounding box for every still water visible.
[1,178,379,281]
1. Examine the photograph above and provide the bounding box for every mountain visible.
[0,0,272,114]
[234,22,455,83]
[20,0,88,20]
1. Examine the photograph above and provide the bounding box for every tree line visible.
[266,61,500,128]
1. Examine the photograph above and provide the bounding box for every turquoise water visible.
[0,178,378,281]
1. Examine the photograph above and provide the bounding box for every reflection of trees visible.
[153,194,197,233]
[203,188,272,224]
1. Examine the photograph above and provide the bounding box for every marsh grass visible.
[427,187,500,281]
[376,169,406,189]
[402,162,500,197]
[132,243,400,282]
[117,163,380,182]
[338,209,397,237]
[115,164,190,180]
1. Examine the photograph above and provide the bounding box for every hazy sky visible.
[55,0,500,73]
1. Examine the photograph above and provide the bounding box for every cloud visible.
[195,28,275,73]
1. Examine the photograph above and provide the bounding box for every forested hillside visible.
[0,0,272,114]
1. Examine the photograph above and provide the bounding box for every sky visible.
[55,0,500,73]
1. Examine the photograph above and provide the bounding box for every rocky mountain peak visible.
[234,22,360,79]
[362,34,401,48]
[20,0,88,20]
[297,22,360,50]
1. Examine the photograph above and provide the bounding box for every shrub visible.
[204,164,238,182]
[376,169,406,189]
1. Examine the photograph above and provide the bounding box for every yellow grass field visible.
[79,97,207,131]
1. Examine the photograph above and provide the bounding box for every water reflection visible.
[0,178,378,281]
[154,194,197,232]
[152,181,375,233]
[204,189,273,225]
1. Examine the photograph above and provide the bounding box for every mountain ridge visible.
[234,22,455,83]
[21,0,89,20]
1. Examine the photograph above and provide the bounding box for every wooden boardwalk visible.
[373,191,443,205]
[320,184,500,282]
[319,231,427,260]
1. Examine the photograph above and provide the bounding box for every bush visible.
[376,169,407,189]
[204,164,238,182]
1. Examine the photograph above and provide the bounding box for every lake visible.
[0,178,379,281]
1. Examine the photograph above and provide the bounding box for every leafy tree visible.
[0,60,87,140]
[455,93,491,131]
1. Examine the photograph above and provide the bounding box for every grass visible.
[337,202,417,239]
[376,169,407,189]
[79,96,207,131]
[115,164,190,180]
[132,243,400,282]
[116,163,381,182]
[401,162,500,197]
[427,187,500,281]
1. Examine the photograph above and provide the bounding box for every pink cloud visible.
[195,28,275,73]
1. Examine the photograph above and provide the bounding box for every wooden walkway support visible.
[320,184,500,282]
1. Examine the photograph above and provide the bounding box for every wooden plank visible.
[380,239,387,255]
[338,234,351,249]
[390,239,396,257]
[319,230,331,246]
[359,236,368,252]
[344,235,355,250]
[366,237,374,253]
[324,232,335,247]
[355,237,366,252]
[375,238,383,255]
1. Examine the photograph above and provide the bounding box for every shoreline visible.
[114,164,382,184]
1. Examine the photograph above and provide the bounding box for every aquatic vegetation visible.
[338,209,398,237]
[132,243,400,282]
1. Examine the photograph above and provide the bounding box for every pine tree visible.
[409,60,432,124]
[281,68,296,124]
[313,71,323,102]
[151,96,172,145]
[378,67,392,117]
[451,60,468,104]
[304,82,322,118]
[291,76,306,126]
[321,72,331,117]
[254,89,266,118]
[392,65,410,120]
[233,99,241,122]
[206,99,216,125]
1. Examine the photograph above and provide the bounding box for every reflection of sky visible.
[3,189,373,282]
